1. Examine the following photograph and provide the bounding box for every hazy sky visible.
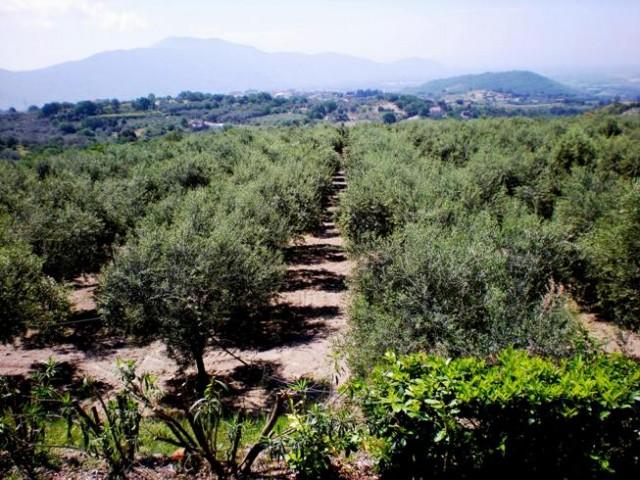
[1,0,639,72]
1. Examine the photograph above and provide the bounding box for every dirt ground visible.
[0,172,353,408]
[579,313,640,359]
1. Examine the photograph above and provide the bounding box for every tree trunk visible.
[194,353,209,394]
[239,393,284,475]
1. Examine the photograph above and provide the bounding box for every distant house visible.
[188,119,225,131]
[429,106,444,118]
[204,121,225,129]
[188,119,207,131]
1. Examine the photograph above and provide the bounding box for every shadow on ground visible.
[285,244,346,264]
[283,268,347,292]
[220,304,340,351]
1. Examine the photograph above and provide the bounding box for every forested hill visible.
[409,70,577,97]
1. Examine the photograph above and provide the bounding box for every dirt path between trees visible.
[205,170,352,407]
[0,171,352,408]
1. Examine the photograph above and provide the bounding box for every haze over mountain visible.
[408,71,577,97]
[0,37,445,110]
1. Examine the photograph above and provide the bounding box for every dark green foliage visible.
[59,122,76,134]
[132,96,152,111]
[353,349,640,479]
[342,113,640,368]
[580,181,640,329]
[98,216,284,384]
[0,226,68,343]
[41,102,62,117]
[382,112,396,124]
[74,100,100,118]
[600,117,623,137]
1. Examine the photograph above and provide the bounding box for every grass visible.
[42,412,289,460]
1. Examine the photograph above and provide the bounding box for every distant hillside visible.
[0,37,444,110]
[409,71,577,97]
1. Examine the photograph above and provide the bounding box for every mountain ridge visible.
[0,37,444,109]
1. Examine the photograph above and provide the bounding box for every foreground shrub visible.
[353,349,640,479]
[275,382,360,479]
[0,360,58,477]
[67,362,143,479]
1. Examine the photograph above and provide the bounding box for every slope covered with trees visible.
[409,70,577,97]
[2,111,640,478]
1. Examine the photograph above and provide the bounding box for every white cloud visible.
[1,0,148,31]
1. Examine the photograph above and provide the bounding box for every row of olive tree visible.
[0,126,340,374]
[339,113,640,371]
[96,127,338,386]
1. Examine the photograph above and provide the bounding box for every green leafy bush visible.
[353,349,640,479]
[276,385,360,479]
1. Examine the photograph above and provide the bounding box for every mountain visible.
[0,37,444,109]
[408,70,577,97]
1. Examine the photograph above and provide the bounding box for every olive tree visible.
[0,239,69,343]
[98,217,283,389]
[580,180,640,329]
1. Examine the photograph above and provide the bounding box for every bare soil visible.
[0,172,353,408]
[579,313,640,359]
